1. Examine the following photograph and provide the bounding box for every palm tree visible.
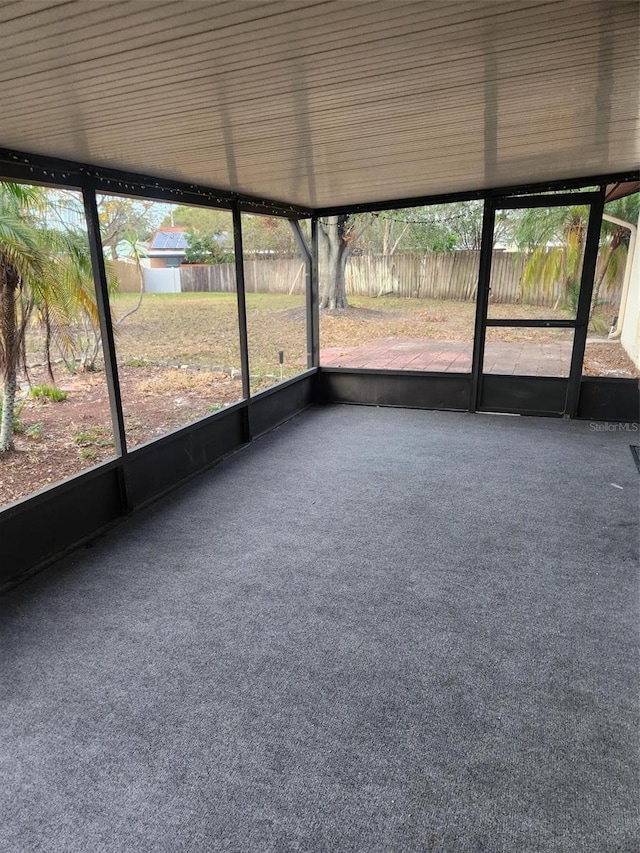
[515,194,639,318]
[0,184,46,450]
[590,193,640,320]
[515,205,588,310]
[0,182,99,451]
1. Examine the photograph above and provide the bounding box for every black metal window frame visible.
[1,147,637,410]
[0,145,637,588]
[0,147,637,409]
[470,189,607,415]
[0,147,318,516]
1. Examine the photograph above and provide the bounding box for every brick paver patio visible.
[321,337,573,376]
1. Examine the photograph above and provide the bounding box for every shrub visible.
[25,422,44,440]
[29,384,68,402]
[71,425,114,448]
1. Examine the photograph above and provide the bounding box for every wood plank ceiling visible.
[0,0,638,208]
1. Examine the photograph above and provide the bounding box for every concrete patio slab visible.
[321,338,573,376]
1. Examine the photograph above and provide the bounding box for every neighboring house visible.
[143,226,235,293]
[147,227,233,267]
[147,227,189,268]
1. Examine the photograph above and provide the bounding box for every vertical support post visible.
[232,203,251,438]
[565,186,606,417]
[310,216,320,367]
[82,184,130,510]
[469,199,496,412]
[288,219,315,369]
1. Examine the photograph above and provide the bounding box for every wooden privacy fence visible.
[346,251,622,306]
[180,259,305,294]
[110,259,141,293]
[350,252,530,302]
[348,252,485,301]
[161,252,623,307]
[179,263,238,293]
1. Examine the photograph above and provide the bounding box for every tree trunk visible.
[44,307,55,383]
[382,219,391,256]
[114,255,145,327]
[319,215,350,310]
[0,371,17,452]
[589,232,621,321]
[107,237,119,261]
[0,265,19,452]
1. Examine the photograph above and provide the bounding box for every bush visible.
[29,384,68,402]
[25,422,43,440]
[71,425,114,448]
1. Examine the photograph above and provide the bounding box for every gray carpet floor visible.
[1,405,638,852]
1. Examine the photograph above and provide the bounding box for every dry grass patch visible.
[137,368,222,396]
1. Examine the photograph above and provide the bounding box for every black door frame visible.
[470,189,606,416]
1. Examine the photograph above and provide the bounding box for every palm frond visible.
[1,182,100,382]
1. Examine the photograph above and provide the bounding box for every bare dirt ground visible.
[1,365,244,506]
[582,341,640,377]
[2,293,637,507]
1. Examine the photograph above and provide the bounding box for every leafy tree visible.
[245,215,298,257]
[360,210,453,255]
[164,207,299,258]
[352,201,511,256]
[0,183,99,451]
[183,230,234,264]
[98,195,167,259]
[351,210,427,256]
[318,201,512,308]
[430,201,485,251]
[161,205,231,237]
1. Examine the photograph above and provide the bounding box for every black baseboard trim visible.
[316,368,471,411]
[576,376,639,423]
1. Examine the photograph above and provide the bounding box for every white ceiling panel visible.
[0,0,638,208]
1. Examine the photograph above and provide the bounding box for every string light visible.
[318,206,484,227]
[0,148,311,219]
